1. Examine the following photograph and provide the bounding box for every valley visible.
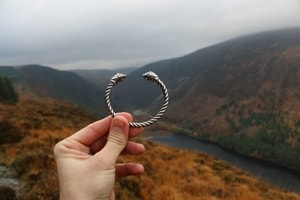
[1,27,300,199]
[103,27,300,172]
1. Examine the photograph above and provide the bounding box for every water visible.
[149,133,300,194]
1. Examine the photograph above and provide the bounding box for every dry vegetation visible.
[117,140,300,200]
[0,97,299,199]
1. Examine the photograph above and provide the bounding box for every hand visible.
[54,113,145,200]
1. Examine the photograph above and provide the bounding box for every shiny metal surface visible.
[104,71,169,127]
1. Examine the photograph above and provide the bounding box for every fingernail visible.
[111,118,126,133]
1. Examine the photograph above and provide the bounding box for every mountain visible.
[0,97,299,199]
[0,64,105,116]
[71,67,138,90]
[1,28,300,171]
[119,27,300,107]
[115,27,300,170]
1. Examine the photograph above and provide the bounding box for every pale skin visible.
[54,113,145,200]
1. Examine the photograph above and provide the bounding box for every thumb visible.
[99,116,129,166]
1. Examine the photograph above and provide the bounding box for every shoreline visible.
[177,131,300,176]
[148,132,300,194]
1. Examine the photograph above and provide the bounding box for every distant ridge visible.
[71,67,138,90]
[0,64,105,116]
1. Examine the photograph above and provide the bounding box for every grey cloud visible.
[0,0,300,70]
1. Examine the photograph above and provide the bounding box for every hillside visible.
[0,65,105,116]
[1,97,299,199]
[0,28,299,176]
[71,67,138,90]
[113,27,300,171]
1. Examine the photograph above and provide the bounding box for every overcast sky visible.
[0,0,299,70]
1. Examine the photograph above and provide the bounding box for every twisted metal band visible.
[104,71,169,127]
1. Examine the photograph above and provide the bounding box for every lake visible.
[148,133,300,194]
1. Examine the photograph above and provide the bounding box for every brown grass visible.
[116,139,300,200]
[0,96,300,199]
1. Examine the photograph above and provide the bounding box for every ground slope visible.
[0,97,299,199]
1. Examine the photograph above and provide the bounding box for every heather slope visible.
[0,97,299,199]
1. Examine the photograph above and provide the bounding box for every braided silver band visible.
[104,71,169,127]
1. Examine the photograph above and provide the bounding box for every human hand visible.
[54,113,145,200]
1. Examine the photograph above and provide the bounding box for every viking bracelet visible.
[104,71,169,127]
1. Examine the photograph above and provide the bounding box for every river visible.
[148,133,300,194]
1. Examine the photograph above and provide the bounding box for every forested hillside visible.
[112,27,300,171]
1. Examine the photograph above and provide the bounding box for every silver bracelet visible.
[104,71,169,127]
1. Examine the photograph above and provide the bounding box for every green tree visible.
[0,76,18,104]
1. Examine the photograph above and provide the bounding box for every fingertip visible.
[138,143,146,153]
[133,164,144,176]
[131,164,144,175]
[121,142,145,155]
[116,163,144,178]
[116,112,133,122]
[137,163,144,173]
[129,127,144,138]
[111,115,130,134]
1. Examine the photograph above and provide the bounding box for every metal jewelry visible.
[104,71,169,127]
